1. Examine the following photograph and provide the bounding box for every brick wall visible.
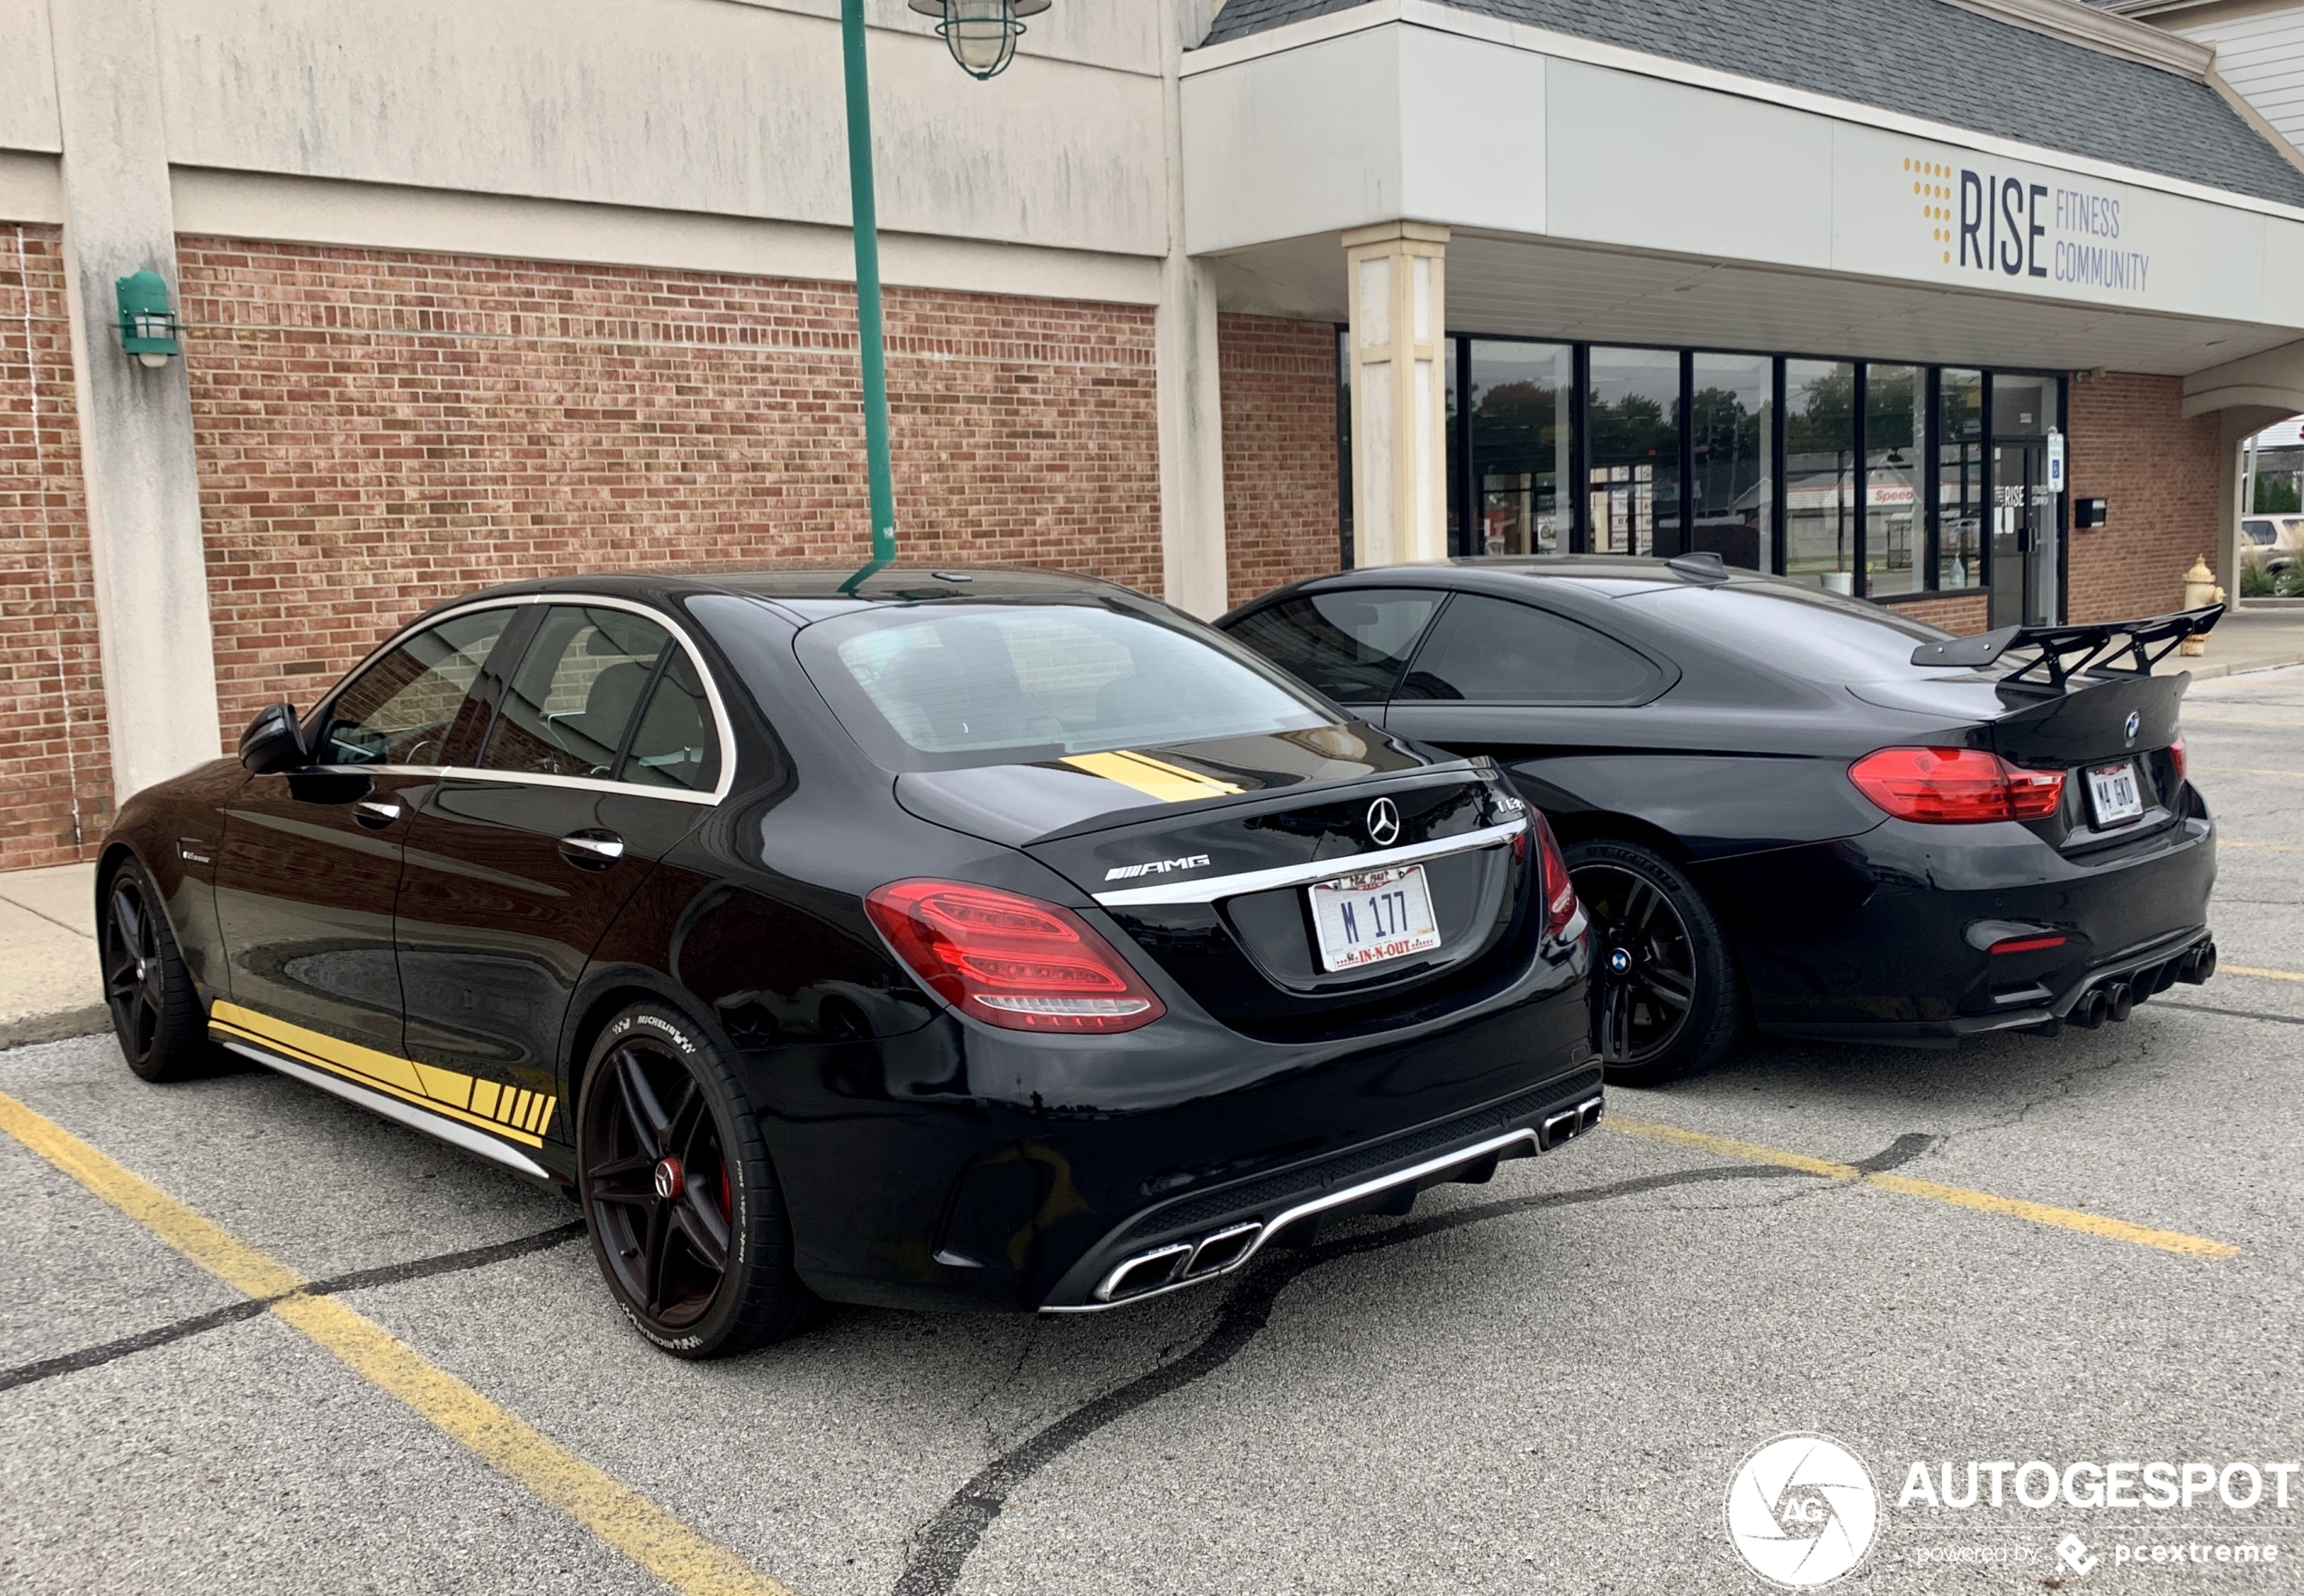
[1219,314,1340,609]
[1889,593,1991,635]
[1,224,109,870]
[177,239,1162,740]
[2065,373,2224,624]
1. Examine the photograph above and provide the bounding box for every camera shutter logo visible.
[1724,1434,1879,1588]
[1365,797,1401,847]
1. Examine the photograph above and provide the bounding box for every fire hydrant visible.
[2181,554,2224,657]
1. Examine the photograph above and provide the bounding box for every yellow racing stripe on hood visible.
[1060,750,1245,803]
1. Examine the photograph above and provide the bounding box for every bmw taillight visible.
[1848,746,2066,823]
[2170,734,2187,784]
[864,880,1166,1034]
[1532,812,1579,938]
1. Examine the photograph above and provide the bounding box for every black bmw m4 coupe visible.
[97,568,1597,1357]
[1221,555,2221,1085]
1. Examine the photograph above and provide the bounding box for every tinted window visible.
[317,609,510,767]
[1625,582,1949,681]
[482,606,672,780]
[1225,589,1441,704]
[2244,520,2277,545]
[621,649,721,793]
[789,600,1338,771]
[1397,595,1662,705]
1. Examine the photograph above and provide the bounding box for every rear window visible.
[1624,580,1951,679]
[791,598,1341,771]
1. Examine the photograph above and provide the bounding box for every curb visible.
[0,1006,111,1051]
[2178,653,2304,683]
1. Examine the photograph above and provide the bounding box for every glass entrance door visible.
[1988,441,2060,628]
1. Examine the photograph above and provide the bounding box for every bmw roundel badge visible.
[1366,796,1401,847]
[2124,710,2141,745]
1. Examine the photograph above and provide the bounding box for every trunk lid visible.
[895,725,1539,1035]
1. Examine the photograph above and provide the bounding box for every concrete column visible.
[1156,0,1228,619]
[1343,222,1449,568]
[46,0,221,802]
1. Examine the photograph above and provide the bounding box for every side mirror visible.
[239,703,309,774]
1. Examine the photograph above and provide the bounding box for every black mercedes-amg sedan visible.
[1219,555,2220,1085]
[96,568,1597,1357]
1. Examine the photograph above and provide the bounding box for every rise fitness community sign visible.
[1905,157,2152,297]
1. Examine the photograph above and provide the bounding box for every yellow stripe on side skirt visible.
[0,1089,796,1596]
[210,1001,553,1150]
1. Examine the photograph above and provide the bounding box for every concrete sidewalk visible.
[0,862,103,1048]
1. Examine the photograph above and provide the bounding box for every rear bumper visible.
[1038,1071,1604,1312]
[1706,793,2216,1045]
[744,935,1594,1315]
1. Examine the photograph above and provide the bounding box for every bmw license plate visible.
[1308,864,1441,972]
[2087,759,2144,826]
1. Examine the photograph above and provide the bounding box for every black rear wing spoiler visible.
[1909,604,2225,688]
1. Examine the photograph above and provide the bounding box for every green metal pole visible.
[840,0,897,591]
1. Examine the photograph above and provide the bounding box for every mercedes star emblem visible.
[1366,796,1401,847]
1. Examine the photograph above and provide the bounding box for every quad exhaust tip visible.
[2067,940,2213,1030]
[1083,1097,1606,1308]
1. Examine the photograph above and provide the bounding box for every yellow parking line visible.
[2225,964,2304,984]
[2221,840,2304,853]
[0,1088,796,1596]
[1603,1114,2241,1260]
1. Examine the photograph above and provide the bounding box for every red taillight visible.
[864,880,1166,1034]
[1532,812,1578,938]
[2169,734,2187,784]
[1848,746,2066,823]
[1989,934,2067,956]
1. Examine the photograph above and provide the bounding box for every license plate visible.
[1308,864,1441,972]
[2087,759,2144,826]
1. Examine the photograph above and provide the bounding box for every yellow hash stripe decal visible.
[0,1089,796,1596]
[2225,964,2304,984]
[211,1002,552,1149]
[1060,750,1244,803]
[1604,1114,2241,1260]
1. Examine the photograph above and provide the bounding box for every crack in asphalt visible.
[0,1220,587,1396]
[888,1155,1867,1596]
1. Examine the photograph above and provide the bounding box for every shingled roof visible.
[1199,0,2304,209]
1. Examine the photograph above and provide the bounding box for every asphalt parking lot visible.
[5,667,2303,1596]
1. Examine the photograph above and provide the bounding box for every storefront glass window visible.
[1866,365,1924,597]
[1785,359,1857,592]
[1469,340,1573,555]
[1587,347,1681,556]
[1444,340,1461,554]
[1688,353,1772,570]
[1936,368,1984,590]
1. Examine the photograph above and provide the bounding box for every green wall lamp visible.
[115,269,181,367]
[839,0,1048,593]
[907,0,1050,80]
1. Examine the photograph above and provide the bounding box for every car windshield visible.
[787,598,1341,771]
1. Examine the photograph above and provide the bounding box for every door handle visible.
[352,800,404,830]
[559,831,627,870]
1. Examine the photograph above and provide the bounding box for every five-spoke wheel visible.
[99,858,206,1082]
[1565,839,1743,1085]
[576,1003,814,1358]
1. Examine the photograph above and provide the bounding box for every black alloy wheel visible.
[1565,840,1743,1087]
[100,858,209,1083]
[576,1003,814,1358]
